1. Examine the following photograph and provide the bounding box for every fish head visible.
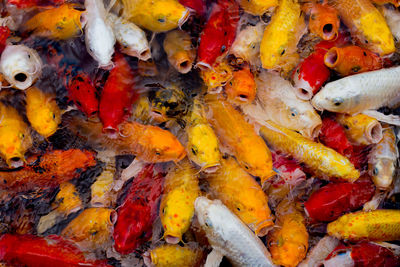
[200,61,233,90]
[0,129,30,168]
[68,74,99,118]
[311,83,353,113]
[194,197,215,231]
[369,158,395,189]
[225,67,256,104]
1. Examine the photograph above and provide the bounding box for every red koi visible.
[0,234,110,267]
[99,52,138,134]
[7,0,64,8]
[113,164,164,254]
[0,26,10,55]
[178,0,206,16]
[272,151,306,187]
[0,149,96,192]
[304,177,375,222]
[325,242,400,267]
[196,0,239,69]
[67,72,99,118]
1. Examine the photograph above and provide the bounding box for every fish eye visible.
[158,17,166,23]
[373,167,379,176]
[191,146,198,155]
[280,49,286,56]
[205,218,212,228]
[332,97,343,106]
[155,149,162,156]
[290,108,298,117]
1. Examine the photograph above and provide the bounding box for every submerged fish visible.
[194,197,276,267]
[163,30,195,74]
[145,244,204,267]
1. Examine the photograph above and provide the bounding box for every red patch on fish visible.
[0,26,10,55]
[319,117,353,155]
[7,0,64,8]
[179,0,206,15]
[67,72,99,118]
[272,151,306,187]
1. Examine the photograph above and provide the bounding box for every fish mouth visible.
[175,58,192,74]
[163,232,181,244]
[138,49,151,61]
[295,86,314,101]
[196,61,212,71]
[255,219,274,237]
[6,154,25,168]
[201,163,221,173]
[301,123,322,139]
[324,47,340,68]
[322,24,337,41]
[103,126,119,139]
[365,120,383,144]
[11,71,33,90]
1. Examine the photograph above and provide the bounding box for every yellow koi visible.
[163,30,195,74]
[206,157,274,236]
[205,95,274,183]
[160,159,200,244]
[199,60,233,93]
[147,244,203,267]
[24,4,84,40]
[259,121,360,182]
[268,199,308,267]
[327,209,400,241]
[186,98,221,173]
[25,86,61,138]
[91,168,115,207]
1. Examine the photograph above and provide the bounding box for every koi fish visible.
[327,209,400,241]
[312,66,400,115]
[194,197,276,267]
[324,46,383,76]
[160,159,200,244]
[107,13,151,61]
[66,72,99,118]
[304,178,375,222]
[323,242,400,267]
[0,26,10,54]
[206,157,274,237]
[37,182,83,234]
[0,103,32,168]
[24,4,84,40]
[186,98,221,172]
[0,44,42,90]
[259,121,360,182]
[196,0,239,69]
[267,199,308,267]
[319,117,353,155]
[61,208,117,250]
[0,234,111,267]
[205,95,274,183]
[368,127,398,189]
[260,0,306,72]
[242,71,322,139]
[145,244,204,267]
[0,149,96,192]
[308,3,340,41]
[199,60,233,93]
[84,0,115,69]
[7,0,64,8]
[230,22,264,66]
[225,65,256,104]
[122,0,190,32]
[99,52,138,134]
[163,30,195,74]
[91,167,115,207]
[25,86,61,138]
[329,0,395,55]
[178,0,206,16]
[336,114,382,145]
[113,164,164,254]
[238,0,277,15]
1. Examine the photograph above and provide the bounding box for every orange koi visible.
[224,65,256,104]
[308,3,340,41]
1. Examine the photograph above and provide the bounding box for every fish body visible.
[312,66,400,114]
[330,0,395,55]
[91,168,115,207]
[113,165,164,254]
[160,159,200,244]
[327,209,400,241]
[368,127,398,189]
[163,30,195,74]
[149,244,203,267]
[206,157,274,237]
[225,65,256,104]
[66,72,99,118]
[308,3,340,41]
[0,149,96,192]
[324,242,400,267]
[267,200,308,267]
[242,71,321,139]
[0,103,32,167]
[381,7,400,42]
[304,179,375,222]
[238,0,277,16]
[319,117,353,155]
[24,4,84,40]
[259,122,360,182]
[107,13,150,61]
[99,52,138,133]
[324,46,383,76]
[84,0,115,68]
[26,86,61,138]
[230,22,264,66]
[7,0,64,8]
[0,234,110,267]
[61,208,116,249]
[199,60,233,92]
[336,114,382,145]
[205,95,274,183]
[260,0,305,72]
[0,44,42,90]
[194,197,276,267]
[186,98,220,172]
[197,0,239,69]
[0,26,10,54]
[122,0,189,32]
[178,0,206,15]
